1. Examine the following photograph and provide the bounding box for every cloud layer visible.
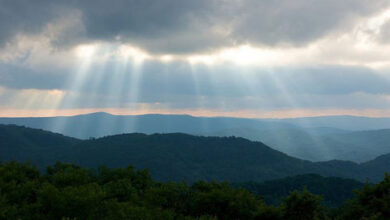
[1,0,390,117]
[1,0,389,52]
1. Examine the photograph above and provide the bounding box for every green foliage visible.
[0,161,389,219]
[0,162,277,219]
[281,188,328,220]
[189,181,266,219]
[339,173,390,220]
[234,174,364,207]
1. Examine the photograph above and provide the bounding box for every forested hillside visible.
[1,125,389,183]
[208,127,390,162]
[0,124,80,164]
[2,113,390,162]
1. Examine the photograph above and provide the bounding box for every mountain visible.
[208,127,390,162]
[360,153,390,182]
[2,112,390,162]
[0,124,389,183]
[233,174,364,207]
[273,115,390,131]
[207,127,333,161]
[0,112,296,139]
[0,124,80,164]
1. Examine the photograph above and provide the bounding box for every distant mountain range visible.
[274,115,390,131]
[0,112,296,138]
[1,112,390,162]
[1,124,389,183]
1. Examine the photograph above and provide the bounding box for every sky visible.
[1,0,390,118]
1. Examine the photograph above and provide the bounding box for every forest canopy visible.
[0,161,389,220]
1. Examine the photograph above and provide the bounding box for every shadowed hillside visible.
[0,124,389,183]
[208,127,390,162]
[0,112,296,139]
[2,113,390,163]
[0,124,80,164]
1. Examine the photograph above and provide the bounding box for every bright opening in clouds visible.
[1,0,390,118]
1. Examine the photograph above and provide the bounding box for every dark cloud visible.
[232,0,388,46]
[0,0,68,45]
[1,0,390,112]
[0,0,226,53]
[0,0,388,53]
[72,0,227,53]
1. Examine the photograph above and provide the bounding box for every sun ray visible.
[49,43,99,133]
[188,62,210,132]
[104,53,132,134]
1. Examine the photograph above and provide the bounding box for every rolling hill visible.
[0,124,80,164]
[1,113,390,163]
[0,112,296,139]
[208,127,390,162]
[0,124,389,183]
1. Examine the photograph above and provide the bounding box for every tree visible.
[340,174,390,220]
[282,188,328,220]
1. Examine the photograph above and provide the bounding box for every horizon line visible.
[1,109,390,119]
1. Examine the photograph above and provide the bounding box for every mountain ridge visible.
[0,124,389,183]
[2,112,390,162]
